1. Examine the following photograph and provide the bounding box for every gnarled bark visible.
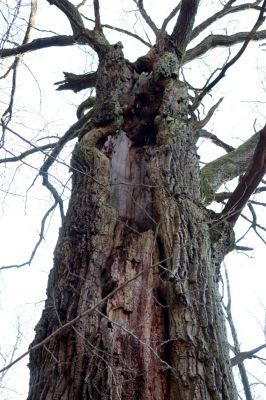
[28,45,237,400]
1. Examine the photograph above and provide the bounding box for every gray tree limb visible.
[0,35,76,59]
[185,30,266,63]
[191,0,263,40]
[201,131,260,195]
[171,0,200,52]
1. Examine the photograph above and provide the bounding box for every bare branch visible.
[221,124,266,224]
[0,203,57,271]
[76,97,95,119]
[46,0,85,36]
[235,245,254,251]
[0,142,57,163]
[192,2,266,108]
[191,0,263,40]
[185,29,266,63]
[201,130,260,195]
[1,0,37,140]
[194,97,223,130]
[103,24,151,48]
[46,0,109,54]
[161,3,181,31]
[171,0,200,52]
[40,109,94,174]
[55,71,97,92]
[223,265,253,400]
[231,344,266,366]
[93,0,101,31]
[0,35,76,59]
[133,0,159,34]
[199,129,235,153]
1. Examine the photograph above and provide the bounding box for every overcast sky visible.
[0,1,266,399]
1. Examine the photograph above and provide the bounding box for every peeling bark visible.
[28,42,237,400]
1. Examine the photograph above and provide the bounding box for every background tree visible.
[0,1,266,399]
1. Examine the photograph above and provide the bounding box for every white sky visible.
[0,1,266,399]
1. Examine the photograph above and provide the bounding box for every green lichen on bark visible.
[200,132,260,201]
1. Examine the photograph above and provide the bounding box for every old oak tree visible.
[1,0,266,399]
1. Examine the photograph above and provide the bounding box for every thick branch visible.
[0,35,76,59]
[185,29,266,63]
[47,0,85,36]
[46,0,109,54]
[221,124,266,224]
[161,3,181,31]
[171,0,200,52]
[201,131,260,194]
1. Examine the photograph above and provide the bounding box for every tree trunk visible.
[28,45,237,400]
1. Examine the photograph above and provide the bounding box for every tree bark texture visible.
[28,45,237,400]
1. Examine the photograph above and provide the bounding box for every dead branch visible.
[55,71,97,92]
[235,245,254,251]
[199,129,235,153]
[240,205,266,245]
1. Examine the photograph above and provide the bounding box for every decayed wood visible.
[28,39,238,400]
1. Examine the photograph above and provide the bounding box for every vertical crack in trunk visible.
[28,46,237,400]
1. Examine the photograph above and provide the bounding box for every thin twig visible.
[133,0,158,34]
[0,203,57,271]
[192,1,266,108]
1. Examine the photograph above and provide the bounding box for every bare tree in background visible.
[1,0,266,399]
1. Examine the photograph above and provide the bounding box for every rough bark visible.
[28,43,237,400]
